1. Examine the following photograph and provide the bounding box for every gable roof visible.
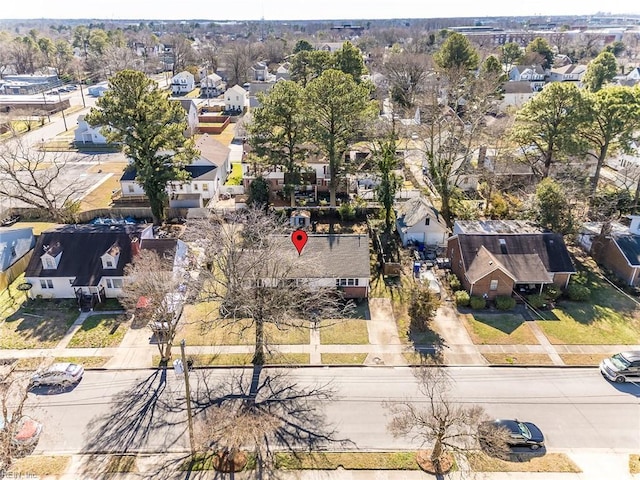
[194,135,230,168]
[25,224,147,286]
[551,64,587,75]
[274,234,370,279]
[0,227,34,271]
[465,246,517,284]
[172,71,194,80]
[185,164,217,181]
[227,84,247,96]
[171,98,196,113]
[513,64,545,75]
[612,235,640,266]
[395,197,446,229]
[456,233,575,279]
[502,81,534,94]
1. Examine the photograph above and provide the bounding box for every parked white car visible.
[30,363,84,388]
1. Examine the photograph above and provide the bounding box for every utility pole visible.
[180,339,195,455]
[56,91,68,131]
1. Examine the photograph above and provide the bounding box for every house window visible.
[106,279,113,288]
[194,184,198,191]
[425,217,430,226]
[40,279,53,289]
[179,184,184,191]
[128,185,134,193]
[112,279,123,289]
[202,183,209,191]
[106,260,113,268]
[490,280,498,291]
[43,257,56,269]
[336,279,358,287]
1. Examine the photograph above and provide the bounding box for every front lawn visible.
[158,352,310,366]
[321,353,367,364]
[466,452,581,473]
[537,306,640,344]
[0,299,78,349]
[67,314,128,348]
[319,320,369,344]
[463,313,538,345]
[181,303,310,346]
[535,267,640,344]
[481,353,554,365]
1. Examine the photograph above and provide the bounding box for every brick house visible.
[447,222,575,299]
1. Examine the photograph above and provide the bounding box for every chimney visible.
[131,237,141,256]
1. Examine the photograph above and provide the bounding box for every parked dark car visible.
[479,419,545,450]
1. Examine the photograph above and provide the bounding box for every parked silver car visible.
[30,362,84,388]
[600,351,640,383]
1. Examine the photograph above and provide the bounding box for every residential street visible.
[27,367,640,456]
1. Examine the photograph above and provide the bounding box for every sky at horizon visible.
[1,0,640,22]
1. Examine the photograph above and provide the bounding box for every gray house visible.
[0,227,35,290]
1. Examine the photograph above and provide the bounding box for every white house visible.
[276,62,291,81]
[24,224,151,304]
[225,84,248,112]
[273,234,370,298]
[24,224,189,307]
[201,73,224,96]
[171,71,195,95]
[249,62,270,82]
[87,84,109,97]
[548,64,587,84]
[170,98,199,137]
[500,81,537,110]
[74,115,109,144]
[120,135,230,208]
[508,65,546,91]
[395,196,449,247]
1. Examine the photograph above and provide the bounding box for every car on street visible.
[0,415,43,447]
[30,362,84,388]
[600,351,640,383]
[478,419,545,450]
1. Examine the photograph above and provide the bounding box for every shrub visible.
[543,284,562,301]
[527,294,546,309]
[448,274,462,291]
[454,290,470,307]
[408,285,440,333]
[495,295,516,311]
[567,283,590,301]
[469,296,486,310]
[337,202,356,221]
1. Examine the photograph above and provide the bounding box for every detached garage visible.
[395,196,449,247]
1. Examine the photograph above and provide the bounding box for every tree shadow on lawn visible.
[1,300,78,348]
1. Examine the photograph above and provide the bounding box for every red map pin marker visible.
[291,230,308,256]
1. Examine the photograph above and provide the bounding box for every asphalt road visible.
[26,366,640,455]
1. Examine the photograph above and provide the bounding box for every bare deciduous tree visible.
[120,249,188,362]
[0,137,90,222]
[0,364,34,472]
[188,208,348,365]
[193,369,338,476]
[385,363,508,476]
